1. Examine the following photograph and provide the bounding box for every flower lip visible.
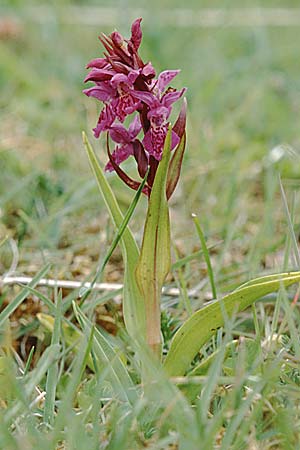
[147,106,170,127]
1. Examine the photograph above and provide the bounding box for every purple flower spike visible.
[83,18,187,198]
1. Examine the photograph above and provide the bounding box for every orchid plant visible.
[83,18,186,357]
[81,18,300,378]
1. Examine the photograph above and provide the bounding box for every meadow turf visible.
[1,1,300,449]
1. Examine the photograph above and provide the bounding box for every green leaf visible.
[164,271,300,376]
[82,132,146,340]
[135,127,172,356]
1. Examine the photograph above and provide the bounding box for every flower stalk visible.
[135,127,172,357]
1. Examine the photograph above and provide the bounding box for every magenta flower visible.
[84,69,141,123]
[93,104,115,138]
[105,116,142,171]
[83,18,187,198]
[133,71,186,160]
[110,72,141,121]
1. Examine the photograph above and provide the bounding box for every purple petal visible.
[127,69,140,84]
[147,105,170,124]
[157,70,180,92]
[105,143,134,171]
[128,115,142,138]
[109,124,131,144]
[111,95,140,123]
[143,124,178,160]
[130,18,142,51]
[161,88,186,108]
[93,105,115,138]
[105,139,150,196]
[132,90,159,108]
[142,129,154,154]
[83,84,114,102]
[111,31,124,47]
[142,62,156,79]
[109,60,132,74]
[110,73,128,87]
[84,68,113,83]
[86,58,108,69]
[143,127,166,160]
[110,70,139,88]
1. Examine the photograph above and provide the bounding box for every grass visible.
[1,1,300,448]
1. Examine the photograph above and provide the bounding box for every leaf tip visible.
[82,131,87,144]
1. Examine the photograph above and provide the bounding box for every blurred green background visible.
[1,0,300,289]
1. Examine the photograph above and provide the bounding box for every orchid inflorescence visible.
[83,18,187,198]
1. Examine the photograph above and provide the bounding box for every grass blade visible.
[81,167,149,300]
[192,214,217,299]
[43,290,62,425]
[0,264,51,328]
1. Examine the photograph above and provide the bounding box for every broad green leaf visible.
[73,303,137,405]
[135,127,171,356]
[82,132,146,340]
[164,271,300,376]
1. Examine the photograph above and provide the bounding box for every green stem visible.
[136,128,172,359]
